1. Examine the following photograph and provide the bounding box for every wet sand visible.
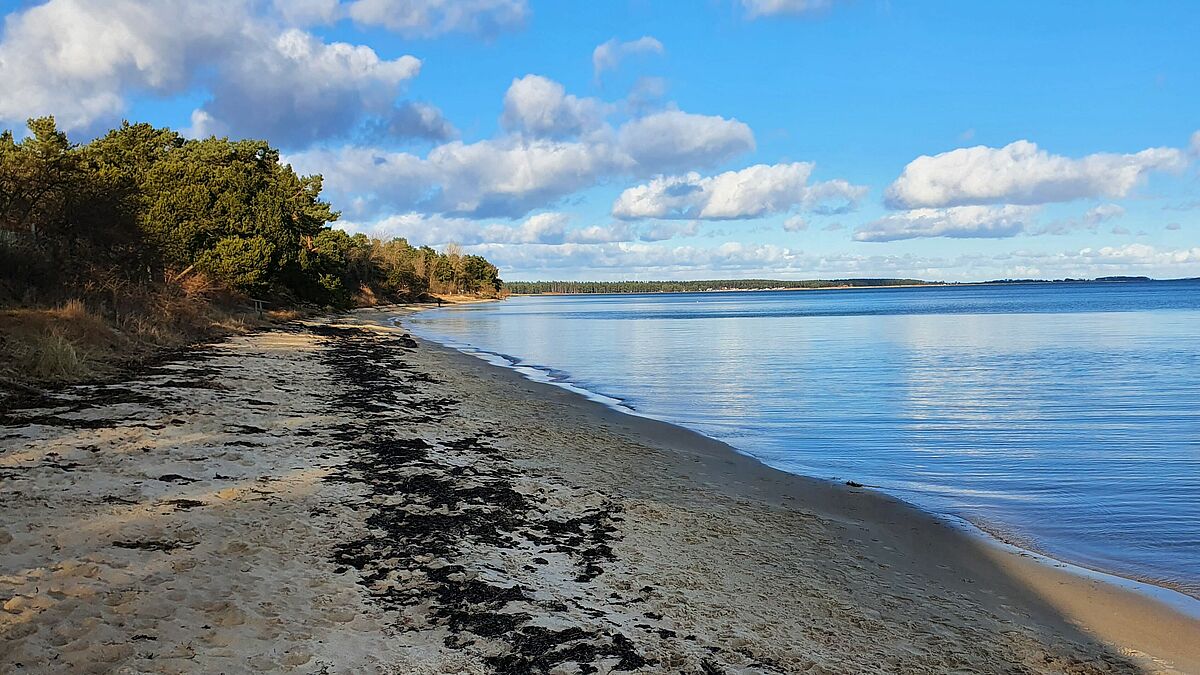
[1,307,1196,673]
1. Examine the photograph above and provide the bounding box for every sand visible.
[1,306,1196,674]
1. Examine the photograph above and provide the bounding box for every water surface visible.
[406,281,1200,597]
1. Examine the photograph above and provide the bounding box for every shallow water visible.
[406,281,1200,597]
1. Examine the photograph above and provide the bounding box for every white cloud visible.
[500,75,607,138]
[1072,243,1200,268]
[1036,203,1125,235]
[340,213,704,247]
[741,0,841,18]
[854,205,1039,242]
[611,163,866,220]
[884,140,1188,209]
[344,0,528,37]
[1191,130,1200,157]
[291,137,622,218]
[465,240,963,280]
[1166,222,1182,231]
[458,240,1200,282]
[1083,203,1126,223]
[0,0,247,131]
[0,0,435,147]
[592,36,664,77]
[616,110,754,174]
[191,29,421,147]
[783,215,808,232]
[348,212,569,245]
[291,81,757,218]
[566,223,635,244]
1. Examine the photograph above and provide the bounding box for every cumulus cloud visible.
[1071,243,1200,268]
[344,0,528,37]
[500,75,607,138]
[0,0,439,147]
[0,0,248,131]
[592,36,664,77]
[190,29,421,147]
[566,223,635,244]
[617,110,754,175]
[343,213,703,247]
[854,205,1039,242]
[884,140,1188,209]
[783,215,808,232]
[291,137,622,218]
[741,0,841,18]
[291,84,756,218]
[611,163,866,220]
[349,212,569,245]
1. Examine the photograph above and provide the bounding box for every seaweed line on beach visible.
[312,323,656,675]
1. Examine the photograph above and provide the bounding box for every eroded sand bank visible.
[1,308,1196,674]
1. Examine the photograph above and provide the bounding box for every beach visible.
[1,307,1197,674]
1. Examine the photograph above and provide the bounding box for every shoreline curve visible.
[394,305,1200,671]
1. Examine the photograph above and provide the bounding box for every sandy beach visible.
[1,306,1197,674]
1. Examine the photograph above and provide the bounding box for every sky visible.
[1,0,1198,282]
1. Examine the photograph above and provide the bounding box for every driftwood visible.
[167,264,196,283]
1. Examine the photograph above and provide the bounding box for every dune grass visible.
[0,289,274,392]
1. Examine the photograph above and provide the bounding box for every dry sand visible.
[1,307,1196,674]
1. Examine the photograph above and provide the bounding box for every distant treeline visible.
[0,117,501,309]
[504,279,932,295]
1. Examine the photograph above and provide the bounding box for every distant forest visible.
[504,279,932,295]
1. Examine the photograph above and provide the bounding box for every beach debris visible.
[314,322,656,673]
[112,539,197,552]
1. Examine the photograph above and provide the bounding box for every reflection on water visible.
[407,281,1200,597]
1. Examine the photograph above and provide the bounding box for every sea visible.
[405,281,1200,601]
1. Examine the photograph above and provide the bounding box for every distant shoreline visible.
[506,276,1194,296]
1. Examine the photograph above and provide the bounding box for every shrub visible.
[197,236,276,295]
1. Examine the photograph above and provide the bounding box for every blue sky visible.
[1,0,1198,281]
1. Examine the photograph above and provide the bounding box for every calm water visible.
[406,281,1200,598]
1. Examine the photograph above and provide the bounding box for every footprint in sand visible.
[199,600,247,627]
[280,650,312,667]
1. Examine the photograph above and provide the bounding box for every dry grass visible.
[21,331,91,381]
[0,287,300,392]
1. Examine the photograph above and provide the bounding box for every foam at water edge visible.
[399,316,638,416]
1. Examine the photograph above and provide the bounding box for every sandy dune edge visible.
[0,310,1195,673]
